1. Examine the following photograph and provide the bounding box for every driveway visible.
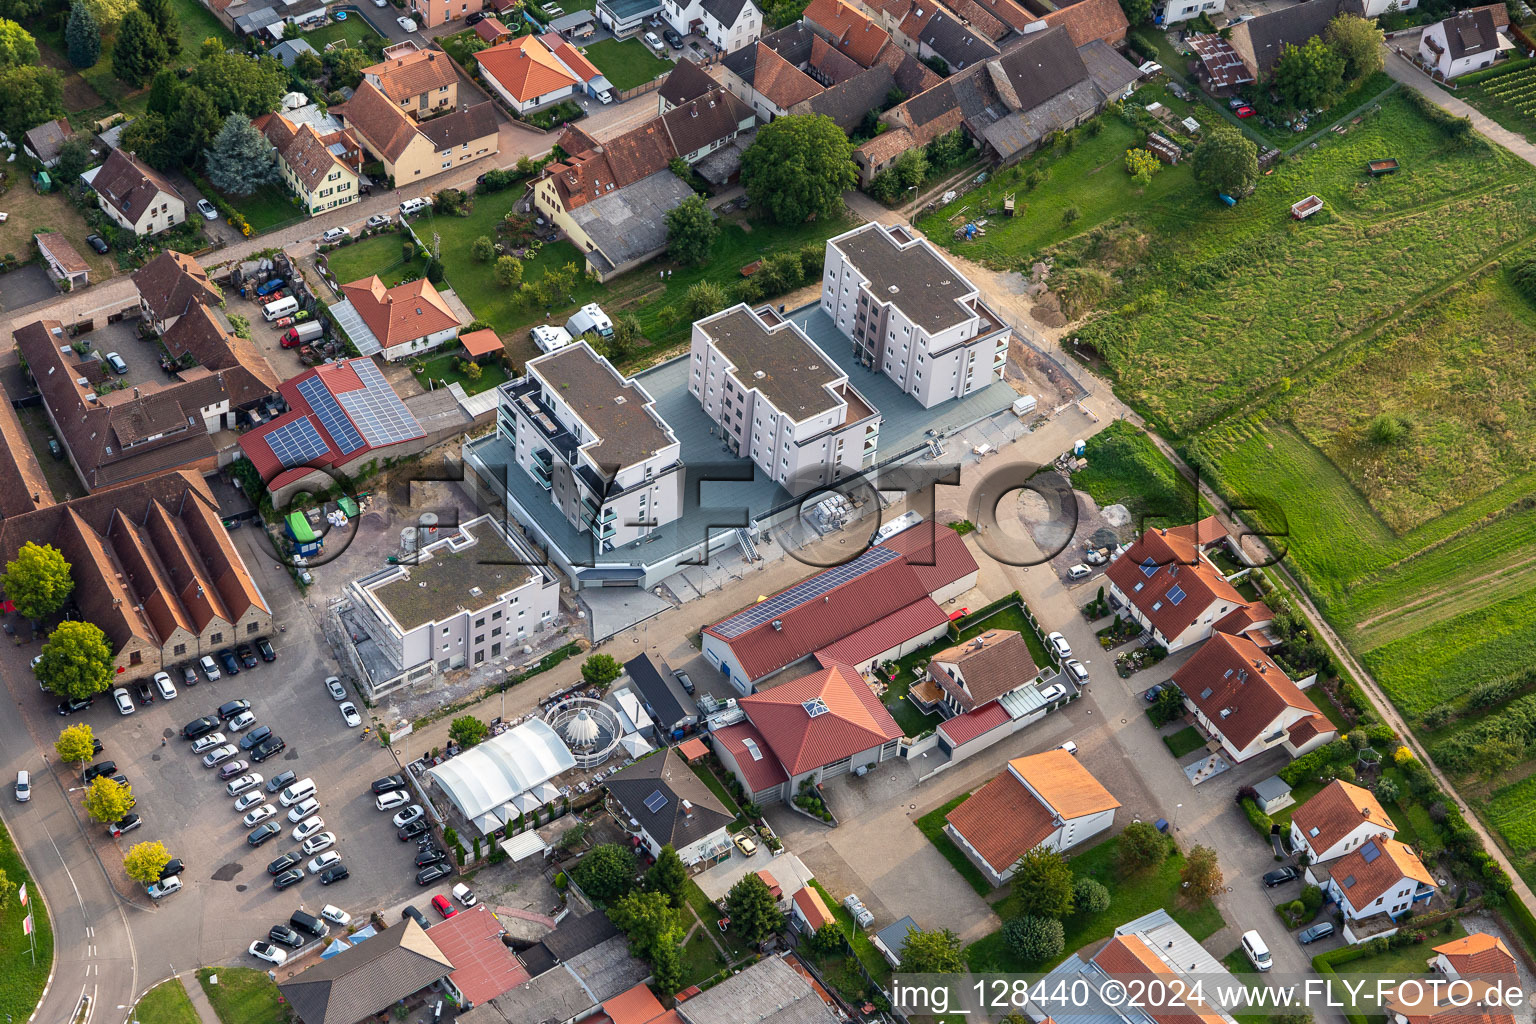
[0,264,59,311]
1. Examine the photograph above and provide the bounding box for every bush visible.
[472,235,495,262]
[1002,915,1065,963]
[1300,884,1324,917]
[1239,797,1273,836]
[1072,877,1111,914]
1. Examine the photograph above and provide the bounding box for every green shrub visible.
[1239,797,1273,836]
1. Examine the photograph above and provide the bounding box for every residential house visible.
[662,0,763,52]
[1040,0,1129,49]
[657,58,720,112]
[1419,7,1500,79]
[605,747,733,865]
[926,628,1038,716]
[427,905,532,1011]
[334,275,462,361]
[475,34,583,113]
[701,524,978,692]
[160,305,280,415]
[1431,933,1518,979]
[34,233,90,289]
[689,303,882,495]
[901,5,999,72]
[621,653,699,737]
[541,33,617,100]
[944,749,1120,885]
[1103,517,1269,653]
[338,82,498,186]
[280,919,456,1024]
[790,885,836,933]
[1174,631,1336,764]
[256,112,363,216]
[409,0,483,28]
[83,149,186,237]
[0,385,53,519]
[363,49,460,117]
[1188,33,1256,95]
[1227,0,1363,80]
[23,119,76,168]
[1319,835,1435,942]
[673,955,840,1024]
[1051,910,1240,1024]
[133,251,222,334]
[0,469,273,681]
[495,342,684,550]
[270,38,319,68]
[822,222,1013,408]
[1288,779,1398,866]
[1154,0,1226,25]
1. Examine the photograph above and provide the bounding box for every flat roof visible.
[698,306,843,421]
[832,223,976,333]
[530,343,674,475]
[371,518,534,630]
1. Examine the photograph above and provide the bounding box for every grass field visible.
[214,184,302,234]
[1459,58,1536,145]
[0,177,118,281]
[301,15,383,51]
[322,233,427,287]
[1071,420,1208,527]
[197,967,292,1024]
[1487,775,1536,856]
[1244,72,1397,149]
[0,822,53,1022]
[582,38,673,91]
[1164,726,1206,758]
[133,978,200,1024]
[410,351,510,395]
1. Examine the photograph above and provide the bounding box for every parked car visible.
[307,851,342,875]
[1297,922,1335,944]
[1064,659,1089,685]
[226,710,256,733]
[1058,740,1079,756]
[376,790,410,811]
[268,852,302,875]
[110,813,142,837]
[402,905,429,929]
[266,770,297,794]
[268,925,304,949]
[177,664,197,687]
[247,821,282,846]
[293,816,326,842]
[287,797,320,823]
[399,197,429,216]
[1046,632,1072,658]
[191,732,226,754]
[251,736,286,762]
[159,858,183,881]
[83,760,118,783]
[243,804,278,828]
[392,805,424,828]
[1241,929,1272,971]
[104,351,129,375]
[218,699,251,720]
[1039,683,1068,703]
[217,760,251,780]
[365,214,391,230]
[85,234,109,254]
[321,905,351,926]
[201,744,237,767]
[465,9,484,22]
[236,644,258,669]
[199,655,221,681]
[147,876,181,899]
[643,30,663,49]
[112,688,134,715]
[319,864,349,885]
[14,771,30,803]
[662,27,682,48]
[256,638,276,662]
[431,894,457,918]
[226,773,263,797]
[250,939,288,964]
[417,863,452,886]
[301,831,336,856]
[233,792,264,813]
[398,820,430,842]
[396,15,417,30]
[47,437,63,460]
[675,671,695,695]
[320,226,350,244]
[153,671,178,700]
[1235,106,1256,119]
[1264,867,1300,887]
[218,649,241,676]
[372,774,406,793]
[326,677,347,700]
[1067,563,1092,580]
[272,868,305,891]
[239,726,273,751]
[733,834,757,856]
[134,680,155,705]
[339,702,361,728]
[1143,683,1166,703]
[414,847,446,868]
[57,696,93,716]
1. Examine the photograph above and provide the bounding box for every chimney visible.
[133,386,140,399]
[682,799,693,818]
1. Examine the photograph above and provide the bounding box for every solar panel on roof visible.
[643,790,668,813]
[1140,558,1158,578]
[266,417,330,468]
[339,360,422,446]
[1167,584,1187,606]
[298,375,366,454]
[711,545,902,639]
[1361,841,1380,863]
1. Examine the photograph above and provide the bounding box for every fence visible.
[614,76,666,103]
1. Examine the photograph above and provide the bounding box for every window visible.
[130,650,142,665]
[173,643,187,656]
[475,617,485,627]
[210,632,223,644]
[246,622,259,634]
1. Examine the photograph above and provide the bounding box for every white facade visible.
[1361,0,1415,14]
[1156,0,1226,24]
[821,223,1010,409]
[379,322,461,362]
[87,175,186,236]
[1188,699,1328,764]
[1290,817,1395,866]
[662,0,763,52]
[689,304,881,495]
[1419,15,1497,79]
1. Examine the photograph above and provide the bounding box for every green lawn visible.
[168,0,237,63]
[197,967,292,1024]
[678,927,723,989]
[1163,726,1207,758]
[440,28,488,69]
[1244,72,1397,150]
[323,232,427,287]
[215,183,303,234]
[582,37,673,91]
[134,978,201,1024]
[300,16,384,51]
[410,350,510,395]
[1330,919,1466,975]
[0,822,53,1022]
[1459,58,1536,145]
[690,762,745,818]
[684,882,753,961]
[1070,420,1210,528]
[914,793,993,897]
[967,835,1225,972]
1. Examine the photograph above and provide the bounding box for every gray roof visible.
[917,9,998,71]
[529,342,676,475]
[468,964,599,1024]
[831,224,978,333]
[271,39,319,68]
[1114,909,1237,983]
[675,955,840,1024]
[1252,775,1292,802]
[701,0,754,29]
[606,746,731,851]
[548,8,596,30]
[793,65,895,130]
[1077,38,1139,98]
[873,916,919,958]
[567,168,696,270]
[279,919,454,1024]
[979,78,1101,160]
[563,934,650,1001]
[724,23,814,84]
[542,911,619,962]
[622,652,699,730]
[696,306,848,420]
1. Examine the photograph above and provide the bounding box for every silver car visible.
[201,744,237,767]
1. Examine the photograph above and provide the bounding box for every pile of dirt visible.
[1030,290,1068,328]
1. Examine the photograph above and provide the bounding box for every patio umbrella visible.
[619,734,652,758]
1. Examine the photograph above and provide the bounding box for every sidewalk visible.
[181,971,224,1024]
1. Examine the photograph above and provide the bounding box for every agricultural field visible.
[1487,774,1536,856]
[1460,58,1536,145]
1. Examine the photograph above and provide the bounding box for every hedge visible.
[1311,946,1372,1024]
[1239,797,1272,837]
[1279,738,1353,785]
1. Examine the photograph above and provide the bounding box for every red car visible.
[431,894,457,919]
[1234,106,1255,119]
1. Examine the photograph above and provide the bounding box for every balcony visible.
[598,522,616,540]
[528,458,552,491]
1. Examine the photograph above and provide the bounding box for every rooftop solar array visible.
[1166,584,1187,606]
[339,360,424,446]
[643,790,668,813]
[1140,558,1158,578]
[711,545,902,639]
[266,417,330,469]
[298,375,365,454]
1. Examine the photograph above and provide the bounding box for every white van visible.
[280,778,317,807]
[1241,930,1272,972]
[263,296,300,322]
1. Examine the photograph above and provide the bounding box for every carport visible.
[498,830,550,862]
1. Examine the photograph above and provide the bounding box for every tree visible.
[118,112,173,170]
[581,653,621,689]
[741,114,856,226]
[136,0,180,60]
[3,542,73,621]
[665,194,717,266]
[84,777,133,823]
[1010,848,1075,919]
[0,0,43,20]
[650,929,684,994]
[646,844,688,908]
[1118,821,1169,873]
[807,923,842,954]
[166,86,219,167]
[1180,845,1223,901]
[448,715,489,748]
[192,51,287,117]
[1072,876,1112,914]
[204,113,278,196]
[1125,147,1160,185]
[1324,14,1382,84]
[1474,734,1525,780]
[1002,915,1065,963]
[81,0,133,31]
[572,842,636,904]
[55,724,96,767]
[494,255,523,288]
[146,66,181,115]
[0,65,63,139]
[123,840,170,885]
[1367,412,1408,446]
[685,281,728,320]
[54,137,93,183]
[1271,37,1345,111]
[323,47,375,90]
[0,17,38,67]
[111,8,167,87]
[897,928,966,974]
[1117,0,1153,24]
[472,236,496,262]
[1191,123,1258,198]
[608,889,677,956]
[38,621,114,700]
[725,872,785,946]
[892,147,927,190]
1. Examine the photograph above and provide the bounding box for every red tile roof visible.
[603,983,666,1024]
[944,769,1055,872]
[712,721,789,791]
[878,525,978,594]
[427,904,530,1006]
[1092,936,1229,1024]
[1042,0,1127,47]
[1290,780,1396,853]
[1434,933,1517,976]
[813,597,948,670]
[1327,834,1433,910]
[752,43,823,109]
[936,700,1009,746]
[474,16,512,41]
[459,328,504,359]
[1173,632,1316,752]
[1213,601,1274,643]
[1104,517,1246,642]
[340,275,460,350]
[755,869,782,898]
[803,0,890,66]
[1286,714,1330,747]
[740,662,901,776]
[792,886,836,930]
[338,81,424,163]
[678,737,710,761]
[363,49,458,105]
[475,35,580,103]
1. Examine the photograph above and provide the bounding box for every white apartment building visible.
[662,0,762,52]
[690,303,881,495]
[496,342,684,552]
[822,222,1011,408]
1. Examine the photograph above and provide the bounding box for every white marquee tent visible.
[428,718,576,833]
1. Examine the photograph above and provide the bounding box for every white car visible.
[320,226,350,243]
[227,710,256,732]
[326,676,346,700]
[197,198,218,220]
[339,702,361,728]
[396,15,417,30]
[293,816,326,842]
[376,789,410,812]
[199,654,220,681]
[392,805,424,828]
[226,773,264,797]
[201,744,237,767]
[249,940,287,966]
[243,804,278,827]
[321,904,352,926]
[233,791,265,813]
[147,875,181,899]
[1039,683,1068,703]
[1047,631,1072,659]
[399,197,430,216]
[191,733,226,754]
[307,851,342,875]
[1064,659,1090,685]
[452,883,478,908]
[113,688,134,715]
[153,671,178,700]
[287,796,320,823]
[301,831,336,856]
